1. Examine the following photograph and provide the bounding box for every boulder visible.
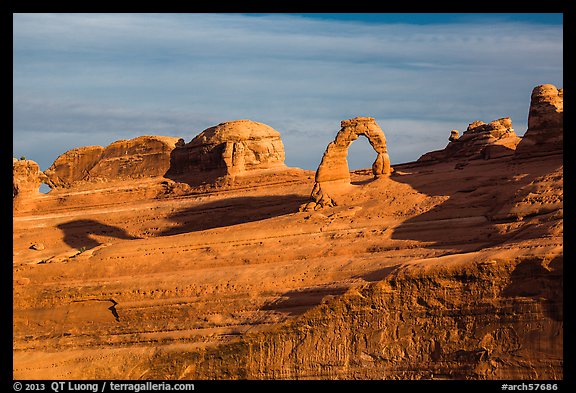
[515,84,563,157]
[167,120,286,182]
[30,243,45,251]
[449,130,459,142]
[13,159,48,210]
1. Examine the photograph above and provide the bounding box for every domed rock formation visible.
[167,120,286,183]
[301,117,391,211]
[515,84,563,157]
[13,158,48,209]
[44,136,183,188]
[418,117,521,163]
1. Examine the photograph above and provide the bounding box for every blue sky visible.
[13,13,563,172]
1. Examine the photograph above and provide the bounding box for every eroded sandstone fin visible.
[301,117,391,211]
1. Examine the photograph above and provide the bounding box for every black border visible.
[8,2,572,392]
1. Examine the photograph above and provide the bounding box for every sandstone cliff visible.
[167,120,286,184]
[153,255,561,380]
[89,136,184,181]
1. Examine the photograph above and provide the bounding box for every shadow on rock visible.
[353,265,399,282]
[388,157,562,252]
[160,194,309,236]
[501,255,563,322]
[261,286,349,317]
[57,219,140,250]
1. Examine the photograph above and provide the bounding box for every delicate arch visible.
[315,117,390,183]
[300,117,391,212]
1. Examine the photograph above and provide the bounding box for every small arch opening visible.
[39,183,52,194]
[346,135,377,171]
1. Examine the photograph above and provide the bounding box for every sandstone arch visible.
[301,117,391,211]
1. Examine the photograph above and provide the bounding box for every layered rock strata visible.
[158,256,562,380]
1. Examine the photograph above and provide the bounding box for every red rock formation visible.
[418,117,521,163]
[89,136,184,181]
[301,117,391,211]
[43,136,183,188]
[316,117,390,183]
[13,158,48,210]
[13,158,46,198]
[172,256,562,380]
[43,146,104,188]
[515,84,563,157]
[167,120,286,183]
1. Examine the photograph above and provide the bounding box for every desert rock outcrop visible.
[167,120,286,183]
[44,136,182,188]
[418,117,521,162]
[302,117,391,211]
[13,158,48,210]
[515,84,563,157]
[13,158,46,198]
[43,146,105,188]
[89,136,183,180]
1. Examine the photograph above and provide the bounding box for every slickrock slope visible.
[13,155,562,380]
[167,120,286,185]
[13,86,562,380]
[418,117,521,163]
[44,136,183,188]
[515,84,563,157]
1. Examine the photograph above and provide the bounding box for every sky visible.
[13,13,563,173]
